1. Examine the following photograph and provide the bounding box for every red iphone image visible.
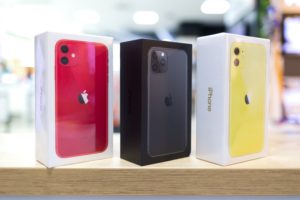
[55,39,108,158]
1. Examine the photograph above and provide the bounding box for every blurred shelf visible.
[1,127,300,195]
[282,6,300,14]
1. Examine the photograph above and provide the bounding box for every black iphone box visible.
[120,39,192,166]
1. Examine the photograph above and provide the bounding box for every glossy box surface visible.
[196,33,270,166]
[35,32,113,167]
[229,42,267,157]
[55,39,109,158]
[120,39,192,166]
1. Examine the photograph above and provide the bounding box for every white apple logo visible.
[79,90,89,104]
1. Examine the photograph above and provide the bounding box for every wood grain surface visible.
[0,125,300,195]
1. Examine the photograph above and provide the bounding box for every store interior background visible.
[0,0,298,138]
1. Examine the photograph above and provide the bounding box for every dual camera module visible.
[233,47,240,67]
[60,45,69,65]
[151,50,168,73]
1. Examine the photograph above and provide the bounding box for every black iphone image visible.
[147,47,188,157]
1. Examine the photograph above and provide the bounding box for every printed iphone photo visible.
[120,39,192,166]
[147,47,188,157]
[196,33,270,166]
[35,32,113,167]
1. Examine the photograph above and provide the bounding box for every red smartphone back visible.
[55,39,108,158]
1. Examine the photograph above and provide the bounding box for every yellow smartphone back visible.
[229,42,266,157]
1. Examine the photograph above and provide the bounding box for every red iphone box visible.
[35,32,113,167]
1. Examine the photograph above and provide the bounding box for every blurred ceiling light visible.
[133,11,159,25]
[0,5,80,37]
[73,10,101,25]
[200,0,231,14]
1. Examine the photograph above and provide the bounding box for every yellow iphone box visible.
[196,33,270,165]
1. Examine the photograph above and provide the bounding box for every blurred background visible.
[0,0,298,134]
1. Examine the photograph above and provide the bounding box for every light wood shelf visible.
[282,6,300,14]
[279,0,300,14]
[0,126,300,195]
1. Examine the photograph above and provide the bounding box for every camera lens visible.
[61,45,69,53]
[234,59,239,66]
[160,58,166,66]
[151,52,158,60]
[152,63,159,72]
[234,48,240,55]
[61,57,69,65]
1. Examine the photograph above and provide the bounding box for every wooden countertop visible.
[0,125,300,195]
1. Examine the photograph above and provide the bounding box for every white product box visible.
[35,32,113,167]
[196,33,270,166]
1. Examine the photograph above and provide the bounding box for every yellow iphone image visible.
[229,42,266,157]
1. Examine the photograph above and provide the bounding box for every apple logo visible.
[164,94,173,107]
[245,94,250,105]
[78,90,89,104]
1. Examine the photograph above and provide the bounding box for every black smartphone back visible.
[147,47,188,157]
[120,39,191,166]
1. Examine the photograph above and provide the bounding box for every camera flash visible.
[71,53,76,58]
[161,52,165,57]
